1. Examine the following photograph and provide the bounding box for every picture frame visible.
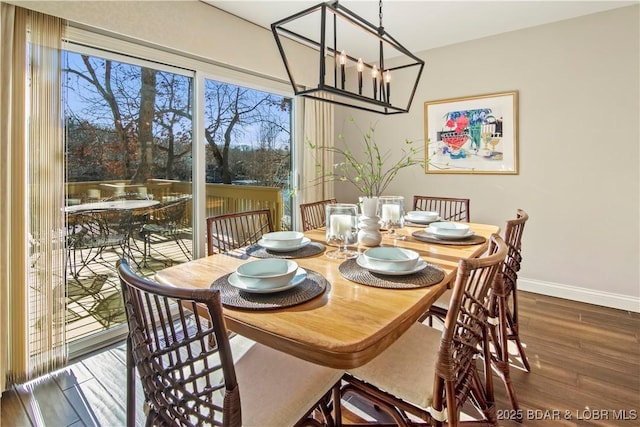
[424,91,518,174]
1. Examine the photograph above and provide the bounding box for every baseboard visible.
[519,277,640,313]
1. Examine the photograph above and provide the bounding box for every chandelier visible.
[271,0,424,115]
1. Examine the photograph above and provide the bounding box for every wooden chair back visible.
[117,259,241,426]
[490,209,531,381]
[503,209,528,295]
[412,195,470,222]
[433,233,507,425]
[299,198,337,231]
[206,209,274,255]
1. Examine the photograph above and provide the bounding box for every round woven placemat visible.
[412,230,486,246]
[210,269,327,310]
[245,242,325,259]
[338,259,445,289]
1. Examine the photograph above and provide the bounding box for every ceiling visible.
[204,1,636,54]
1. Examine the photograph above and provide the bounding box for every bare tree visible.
[247,120,290,186]
[204,81,285,184]
[65,55,194,182]
[65,56,140,178]
[64,52,292,191]
[152,72,192,180]
[131,67,156,183]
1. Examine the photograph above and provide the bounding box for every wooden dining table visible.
[154,222,500,369]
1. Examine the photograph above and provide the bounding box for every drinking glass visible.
[325,203,359,259]
[378,196,406,241]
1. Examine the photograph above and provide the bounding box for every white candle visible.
[87,189,100,199]
[357,58,363,94]
[382,204,400,222]
[372,65,379,99]
[330,214,352,237]
[340,50,346,89]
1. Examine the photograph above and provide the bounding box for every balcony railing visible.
[29,179,284,351]
[67,179,284,230]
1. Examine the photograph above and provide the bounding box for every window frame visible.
[64,26,298,259]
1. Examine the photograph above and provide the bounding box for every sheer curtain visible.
[301,98,334,205]
[0,4,66,391]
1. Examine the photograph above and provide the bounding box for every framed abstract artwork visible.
[424,91,518,174]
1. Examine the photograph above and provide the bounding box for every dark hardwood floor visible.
[2,291,639,426]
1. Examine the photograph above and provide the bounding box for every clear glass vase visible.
[378,196,406,241]
[325,203,359,259]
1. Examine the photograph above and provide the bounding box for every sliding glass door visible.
[62,49,194,349]
[48,39,295,357]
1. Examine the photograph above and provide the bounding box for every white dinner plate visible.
[228,268,307,293]
[258,237,311,252]
[404,215,441,225]
[425,227,475,240]
[356,255,428,276]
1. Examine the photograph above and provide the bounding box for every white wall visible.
[12,1,639,310]
[9,0,315,84]
[335,6,640,311]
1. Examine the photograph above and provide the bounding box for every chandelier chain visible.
[379,0,383,28]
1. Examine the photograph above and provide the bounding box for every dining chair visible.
[206,209,274,255]
[340,234,508,426]
[424,209,530,413]
[299,198,338,231]
[487,209,530,407]
[116,258,342,427]
[413,195,470,222]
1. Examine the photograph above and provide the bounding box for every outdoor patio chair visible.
[340,234,507,426]
[67,209,130,277]
[116,258,342,426]
[413,195,470,222]
[139,198,191,265]
[299,198,337,231]
[103,192,146,201]
[206,209,274,255]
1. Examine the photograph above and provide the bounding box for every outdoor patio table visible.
[65,199,159,213]
[154,222,499,369]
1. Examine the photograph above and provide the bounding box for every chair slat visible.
[206,210,274,255]
[413,195,470,222]
[299,199,337,231]
[117,258,340,426]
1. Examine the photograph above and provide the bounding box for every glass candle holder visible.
[325,203,359,259]
[378,196,405,240]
